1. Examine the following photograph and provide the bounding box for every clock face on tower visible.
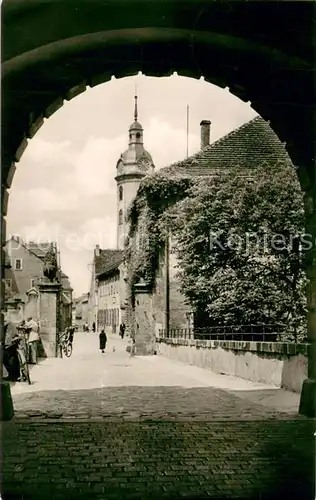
[138,157,150,172]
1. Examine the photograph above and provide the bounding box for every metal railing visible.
[158,324,306,343]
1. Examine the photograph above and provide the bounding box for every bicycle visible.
[58,330,73,358]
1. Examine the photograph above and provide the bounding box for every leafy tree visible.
[162,163,307,338]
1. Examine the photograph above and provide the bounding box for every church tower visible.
[115,94,155,249]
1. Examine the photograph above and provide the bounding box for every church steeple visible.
[134,94,138,122]
[128,94,143,147]
[115,92,155,250]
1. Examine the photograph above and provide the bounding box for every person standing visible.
[3,320,21,381]
[25,316,39,364]
[92,321,96,333]
[99,329,107,354]
[66,325,75,346]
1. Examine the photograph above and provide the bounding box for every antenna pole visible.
[186,105,189,158]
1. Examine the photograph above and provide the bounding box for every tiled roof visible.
[95,249,124,278]
[160,117,292,178]
[75,293,89,303]
[26,242,56,259]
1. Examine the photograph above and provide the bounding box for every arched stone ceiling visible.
[2,0,315,195]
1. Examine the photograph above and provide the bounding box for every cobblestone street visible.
[9,332,302,420]
[3,332,314,499]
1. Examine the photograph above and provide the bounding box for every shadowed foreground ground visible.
[2,419,314,500]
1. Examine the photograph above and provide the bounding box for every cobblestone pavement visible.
[2,420,314,499]
[3,332,314,499]
[9,332,302,420]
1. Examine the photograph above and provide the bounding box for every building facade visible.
[97,260,127,335]
[4,237,73,328]
[74,293,89,329]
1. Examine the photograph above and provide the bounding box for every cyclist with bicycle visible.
[59,325,75,358]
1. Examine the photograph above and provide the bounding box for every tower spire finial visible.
[134,83,138,122]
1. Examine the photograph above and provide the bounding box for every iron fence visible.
[158,324,306,343]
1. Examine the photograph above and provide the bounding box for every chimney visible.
[200,120,211,149]
[95,244,100,257]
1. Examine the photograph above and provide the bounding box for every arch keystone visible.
[66,82,87,101]
[45,97,64,118]
[89,73,112,88]
[28,115,44,139]
[2,190,9,217]
[14,138,28,162]
[4,163,16,189]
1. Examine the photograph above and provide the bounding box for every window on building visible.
[30,278,37,288]
[15,258,22,270]
[5,279,11,289]
[119,186,123,201]
[119,210,123,225]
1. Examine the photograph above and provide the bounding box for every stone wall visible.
[134,283,155,355]
[156,338,308,393]
[152,246,191,332]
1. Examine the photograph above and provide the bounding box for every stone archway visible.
[1,0,315,417]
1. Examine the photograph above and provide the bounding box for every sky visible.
[7,74,257,297]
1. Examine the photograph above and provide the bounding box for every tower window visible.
[119,186,123,201]
[119,210,123,225]
[136,132,141,139]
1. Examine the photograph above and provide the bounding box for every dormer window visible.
[119,210,123,225]
[119,186,123,201]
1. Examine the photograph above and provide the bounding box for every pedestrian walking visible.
[119,322,126,339]
[92,321,96,333]
[99,329,107,354]
[25,316,39,364]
